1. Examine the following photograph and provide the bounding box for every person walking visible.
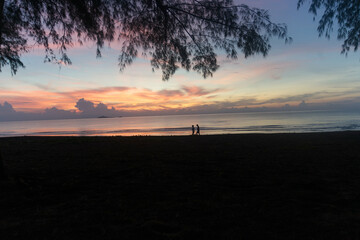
[192,125,195,135]
[196,124,200,135]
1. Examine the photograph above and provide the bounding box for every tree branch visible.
[0,0,5,45]
[167,8,204,54]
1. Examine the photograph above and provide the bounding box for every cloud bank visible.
[2,83,360,122]
[0,99,123,121]
[2,93,360,122]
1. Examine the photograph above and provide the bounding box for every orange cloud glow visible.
[0,85,224,113]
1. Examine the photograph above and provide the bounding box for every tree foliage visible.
[298,0,360,55]
[0,0,290,80]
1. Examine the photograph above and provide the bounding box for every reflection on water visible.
[1,111,360,137]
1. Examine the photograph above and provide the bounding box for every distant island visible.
[97,116,122,118]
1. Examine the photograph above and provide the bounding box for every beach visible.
[1,132,360,239]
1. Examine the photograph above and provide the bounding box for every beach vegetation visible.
[298,0,360,55]
[0,0,290,80]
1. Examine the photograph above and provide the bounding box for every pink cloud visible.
[213,59,302,85]
[157,89,185,98]
[181,86,219,97]
[63,86,133,96]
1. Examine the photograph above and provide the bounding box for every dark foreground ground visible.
[1,132,360,239]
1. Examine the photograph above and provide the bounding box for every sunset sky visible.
[1,0,360,121]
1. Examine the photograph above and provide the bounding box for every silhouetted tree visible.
[0,0,291,80]
[298,0,360,55]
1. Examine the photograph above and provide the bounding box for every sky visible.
[1,0,360,121]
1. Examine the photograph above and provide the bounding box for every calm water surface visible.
[1,111,360,137]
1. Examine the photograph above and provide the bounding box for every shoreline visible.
[1,131,360,239]
[1,129,360,138]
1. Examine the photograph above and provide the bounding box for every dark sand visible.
[1,132,360,239]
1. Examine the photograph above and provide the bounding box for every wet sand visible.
[1,132,360,239]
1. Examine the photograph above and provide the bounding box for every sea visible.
[1,110,360,137]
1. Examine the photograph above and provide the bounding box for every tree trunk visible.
[0,0,4,19]
[0,0,4,13]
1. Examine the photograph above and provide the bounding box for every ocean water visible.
[0,110,360,137]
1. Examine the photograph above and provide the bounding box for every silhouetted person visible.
[196,124,200,135]
[192,125,195,135]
